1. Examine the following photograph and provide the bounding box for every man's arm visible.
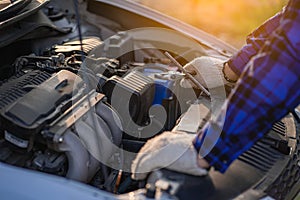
[181,10,285,87]
[226,10,284,76]
[194,1,300,172]
[193,9,284,85]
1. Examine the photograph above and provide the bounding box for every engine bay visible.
[0,0,299,199]
[0,0,209,193]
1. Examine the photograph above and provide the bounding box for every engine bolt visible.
[58,137,64,143]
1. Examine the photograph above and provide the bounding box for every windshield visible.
[130,0,287,48]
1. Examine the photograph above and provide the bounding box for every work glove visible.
[180,56,232,89]
[131,131,208,180]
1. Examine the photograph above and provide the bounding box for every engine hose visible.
[96,102,123,146]
[57,130,90,182]
[55,103,122,182]
[87,154,100,182]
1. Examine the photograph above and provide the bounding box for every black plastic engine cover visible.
[0,70,84,147]
[102,71,155,128]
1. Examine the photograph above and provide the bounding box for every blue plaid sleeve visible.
[193,0,300,173]
[227,9,283,76]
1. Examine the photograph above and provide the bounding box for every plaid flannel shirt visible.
[193,0,300,173]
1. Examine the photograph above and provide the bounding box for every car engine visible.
[0,0,199,191]
[0,35,186,176]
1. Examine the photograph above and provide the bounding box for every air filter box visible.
[101,71,155,126]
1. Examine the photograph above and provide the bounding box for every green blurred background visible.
[136,0,288,48]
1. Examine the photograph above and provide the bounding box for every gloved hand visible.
[131,131,208,180]
[180,56,233,89]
